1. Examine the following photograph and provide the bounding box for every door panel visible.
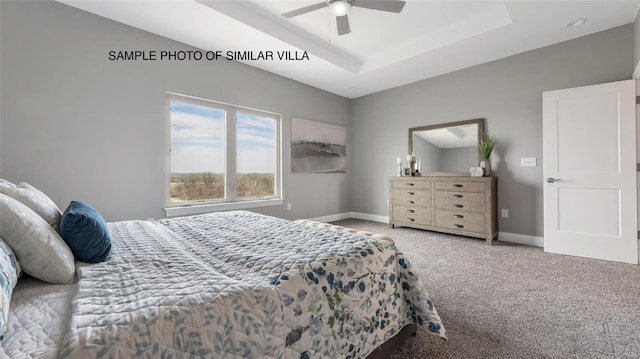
[557,188,620,236]
[557,92,620,173]
[543,79,637,264]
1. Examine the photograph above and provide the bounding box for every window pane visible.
[236,112,276,198]
[170,100,225,203]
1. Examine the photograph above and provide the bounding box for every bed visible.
[0,209,446,358]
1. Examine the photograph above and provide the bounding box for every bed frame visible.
[366,324,417,359]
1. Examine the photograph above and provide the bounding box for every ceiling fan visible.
[282,0,406,36]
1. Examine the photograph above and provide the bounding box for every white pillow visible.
[0,193,75,284]
[0,179,15,189]
[0,237,21,337]
[0,182,62,231]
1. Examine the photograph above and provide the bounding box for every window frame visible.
[164,93,282,217]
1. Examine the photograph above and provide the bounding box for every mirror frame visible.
[408,118,485,175]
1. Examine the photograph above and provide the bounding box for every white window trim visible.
[165,198,284,217]
[164,92,282,216]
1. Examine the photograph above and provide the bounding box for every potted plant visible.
[479,134,496,176]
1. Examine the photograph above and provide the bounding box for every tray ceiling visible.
[58,0,640,98]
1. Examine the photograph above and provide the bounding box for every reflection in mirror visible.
[409,118,484,174]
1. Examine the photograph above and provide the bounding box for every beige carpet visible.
[331,219,640,359]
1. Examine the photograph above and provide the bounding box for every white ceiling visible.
[58,0,640,99]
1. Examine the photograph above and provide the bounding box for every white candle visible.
[397,157,402,164]
[407,155,413,163]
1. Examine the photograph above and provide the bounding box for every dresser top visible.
[390,175,496,183]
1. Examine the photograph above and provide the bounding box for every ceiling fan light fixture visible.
[330,1,351,16]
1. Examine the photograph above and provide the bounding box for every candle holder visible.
[397,163,403,177]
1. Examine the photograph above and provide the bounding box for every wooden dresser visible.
[389,176,498,244]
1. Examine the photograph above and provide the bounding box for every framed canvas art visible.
[291,117,346,173]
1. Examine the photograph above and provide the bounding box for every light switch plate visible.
[521,157,537,167]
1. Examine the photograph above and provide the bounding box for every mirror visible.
[409,118,484,174]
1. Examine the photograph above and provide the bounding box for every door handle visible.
[546,177,563,183]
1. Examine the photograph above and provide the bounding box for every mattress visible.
[1,211,445,358]
[0,276,75,359]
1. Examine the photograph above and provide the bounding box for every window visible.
[165,93,281,216]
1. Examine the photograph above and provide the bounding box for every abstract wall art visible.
[291,117,346,173]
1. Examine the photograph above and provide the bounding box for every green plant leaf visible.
[479,134,496,159]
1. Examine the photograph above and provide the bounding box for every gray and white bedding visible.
[0,277,75,359]
[4,211,446,358]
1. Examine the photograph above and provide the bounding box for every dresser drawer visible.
[391,189,431,206]
[434,181,484,192]
[435,210,485,233]
[392,205,433,226]
[434,191,485,212]
[391,180,432,190]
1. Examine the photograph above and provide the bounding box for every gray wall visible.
[350,25,634,237]
[635,8,640,67]
[0,1,636,238]
[0,1,2,179]
[0,1,350,222]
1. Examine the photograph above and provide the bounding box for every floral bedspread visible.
[58,211,445,358]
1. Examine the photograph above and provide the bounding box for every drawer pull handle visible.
[407,210,415,213]
[453,184,463,188]
[407,183,415,187]
[407,201,415,204]
[454,224,464,229]
[407,192,415,195]
[454,214,464,218]
[453,194,463,198]
[407,218,415,222]
[454,204,464,208]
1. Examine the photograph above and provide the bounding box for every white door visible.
[543,79,637,264]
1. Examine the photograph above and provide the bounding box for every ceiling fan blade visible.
[336,14,351,35]
[282,2,327,18]
[351,0,406,13]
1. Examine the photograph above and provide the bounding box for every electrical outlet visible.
[287,203,292,211]
[521,157,537,167]
[501,209,509,218]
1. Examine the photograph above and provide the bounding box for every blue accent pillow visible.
[60,201,112,263]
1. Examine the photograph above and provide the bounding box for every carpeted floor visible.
[331,219,640,359]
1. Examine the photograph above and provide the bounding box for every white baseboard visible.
[308,212,352,223]
[498,232,544,247]
[348,212,389,223]
[308,212,389,223]
[308,212,544,248]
